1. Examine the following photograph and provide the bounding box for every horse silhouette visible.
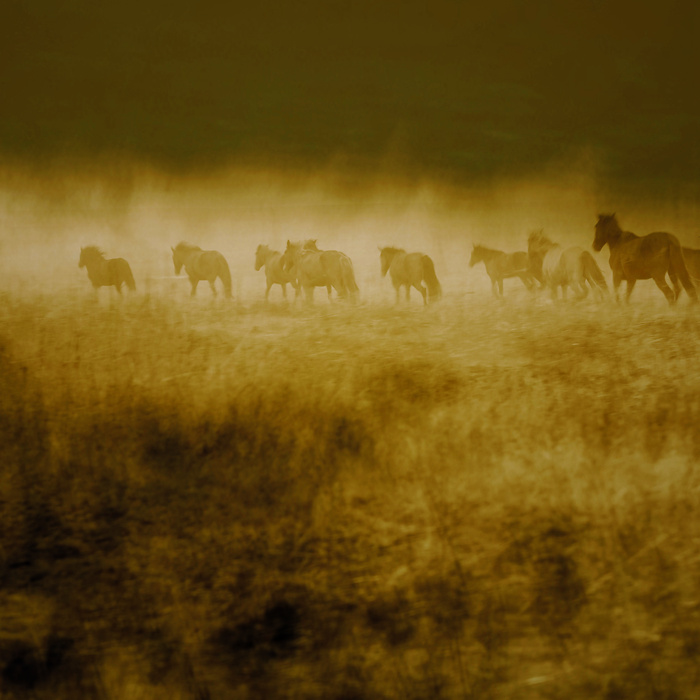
[79,246,136,294]
[281,240,359,303]
[469,244,538,297]
[255,244,300,301]
[379,247,441,304]
[171,242,232,298]
[528,231,608,301]
[593,214,697,304]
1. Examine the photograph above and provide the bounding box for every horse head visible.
[254,244,269,271]
[281,240,301,273]
[79,246,104,268]
[593,214,618,251]
[379,246,401,277]
[171,245,184,274]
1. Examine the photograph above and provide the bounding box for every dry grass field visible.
[2,170,700,698]
[2,280,700,699]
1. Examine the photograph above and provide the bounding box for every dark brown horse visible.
[79,246,136,294]
[593,214,697,304]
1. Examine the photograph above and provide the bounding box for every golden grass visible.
[2,290,700,698]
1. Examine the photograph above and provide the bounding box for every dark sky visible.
[2,0,699,188]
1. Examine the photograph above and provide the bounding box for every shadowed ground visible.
[1,292,700,698]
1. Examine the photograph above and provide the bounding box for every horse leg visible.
[490,278,498,298]
[415,283,427,305]
[190,280,199,297]
[406,286,410,302]
[265,280,273,301]
[498,278,504,297]
[625,278,638,304]
[394,284,401,304]
[520,273,535,292]
[612,273,623,303]
[572,280,588,300]
[280,283,287,300]
[326,285,333,302]
[209,280,217,297]
[669,271,681,300]
[652,275,675,305]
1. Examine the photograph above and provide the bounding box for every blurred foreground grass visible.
[2,291,700,698]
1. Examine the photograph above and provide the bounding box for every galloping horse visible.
[379,247,442,304]
[79,246,136,294]
[281,240,359,303]
[593,214,697,305]
[468,245,538,297]
[254,244,299,301]
[528,231,608,301]
[171,242,232,298]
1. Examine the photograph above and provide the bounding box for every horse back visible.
[389,251,422,284]
[297,250,330,286]
[613,232,676,278]
[509,251,528,269]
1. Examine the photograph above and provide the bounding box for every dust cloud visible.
[4,156,698,303]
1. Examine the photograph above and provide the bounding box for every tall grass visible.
[2,291,700,698]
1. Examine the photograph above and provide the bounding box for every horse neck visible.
[388,249,405,265]
[477,248,500,263]
[83,257,106,273]
[179,249,200,267]
[602,227,629,249]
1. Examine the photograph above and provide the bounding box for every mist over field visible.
[2,159,700,698]
[2,160,700,300]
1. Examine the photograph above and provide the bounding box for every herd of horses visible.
[78,214,700,306]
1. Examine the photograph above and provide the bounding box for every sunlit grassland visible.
[2,288,700,699]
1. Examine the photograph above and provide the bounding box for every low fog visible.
[2,157,699,304]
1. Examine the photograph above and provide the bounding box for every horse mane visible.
[527,230,556,249]
[174,241,202,253]
[597,213,621,230]
[472,244,499,254]
[81,245,106,260]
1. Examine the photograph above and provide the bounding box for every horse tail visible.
[340,255,359,302]
[219,255,233,298]
[121,260,136,291]
[422,255,442,302]
[668,238,698,302]
[580,251,608,293]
